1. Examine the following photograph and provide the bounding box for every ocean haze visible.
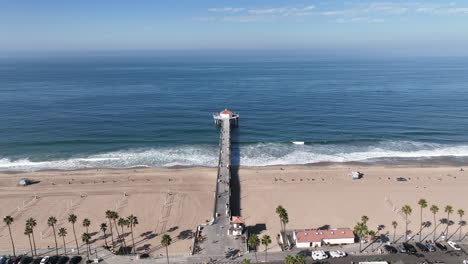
[1,54,468,171]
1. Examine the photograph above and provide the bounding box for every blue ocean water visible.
[1,53,468,171]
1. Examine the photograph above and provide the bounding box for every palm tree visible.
[4,216,16,257]
[457,209,465,241]
[430,205,439,241]
[127,215,138,255]
[58,227,68,255]
[110,211,122,248]
[361,215,369,225]
[391,221,398,242]
[48,216,59,256]
[275,205,288,236]
[82,233,91,262]
[295,255,305,264]
[248,234,260,263]
[242,259,251,264]
[261,234,271,262]
[161,234,172,264]
[418,199,428,242]
[100,223,109,248]
[105,210,115,248]
[354,222,368,253]
[401,205,412,241]
[68,214,80,254]
[26,217,38,256]
[368,230,377,250]
[284,255,295,264]
[82,218,91,233]
[24,226,34,256]
[117,218,128,250]
[444,205,453,237]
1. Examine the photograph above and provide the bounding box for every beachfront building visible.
[293,228,355,248]
[228,216,244,236]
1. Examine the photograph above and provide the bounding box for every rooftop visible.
[295,228,354,243]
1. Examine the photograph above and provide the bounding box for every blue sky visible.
[1,0,468,56]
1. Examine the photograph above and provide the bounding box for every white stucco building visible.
[293,228,355,248]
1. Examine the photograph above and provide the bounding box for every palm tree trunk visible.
[103,229,108,248]
[31,229,37,256]
[254,250,258,263]
[359,238,362,253]
[108,219,114,248]
[165,245,170,264]
[86,242,90,262]
[446,214,450,237]
[113,220,121,249]
[52,226,59,256]
[63,237,67,255]
[459,216,463,241]
[405,215,408,241]
[7,225,16,257]
[265,246,268,262]
[433,214,437,241]
[28,234,33,256]
[393,227,396,242]
[72,224,80,254]
[130,225,136,255]
[420,208,423,242]
[120,226,127,249]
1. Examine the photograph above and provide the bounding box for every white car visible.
[40,256,50,264]
[447,240,461,251]
[312,250,328,260]
[329,250,347,258]
[462,260,468,264]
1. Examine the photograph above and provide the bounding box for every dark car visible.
[67,256,82,264]
[403,243,417,254]
[435,242,447,251]
[56,257,68,264]
[416,242,429,252]
[19,257,33,264]
[32,258,42,264]
[397,177,408,181]
[384,245,398,254]
[425,243,436,252]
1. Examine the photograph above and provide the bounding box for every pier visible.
[194,110,245,257]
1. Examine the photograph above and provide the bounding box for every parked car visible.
[19,257,33,264]
[39,257,49,264]
[0,258,8,264]
[312,250,328,261]
[398,244,408,253]
[403,243,417,254]
[329,250,346,258]
[416,242,429,252]
[67,256,82,264]
[447,240,462,251]
[384,245,398,254]
[435,242,447,251]
[56,257,68,264]
[397,177,408,181]
[425,243,436,252]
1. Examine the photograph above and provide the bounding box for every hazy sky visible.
[1,0,468,56]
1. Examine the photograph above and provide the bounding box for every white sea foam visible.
[1,141,468,171]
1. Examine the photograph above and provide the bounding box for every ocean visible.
[1,53,468,171]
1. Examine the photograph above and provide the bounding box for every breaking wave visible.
[1,141,468,171]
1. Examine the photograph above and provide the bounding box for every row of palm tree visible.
[246,233,272,263]
[2,212,140,257]
[399,199,465,242]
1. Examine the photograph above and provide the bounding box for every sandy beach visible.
[0,164,467,254]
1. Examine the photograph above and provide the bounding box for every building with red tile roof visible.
[293,228,355,248]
